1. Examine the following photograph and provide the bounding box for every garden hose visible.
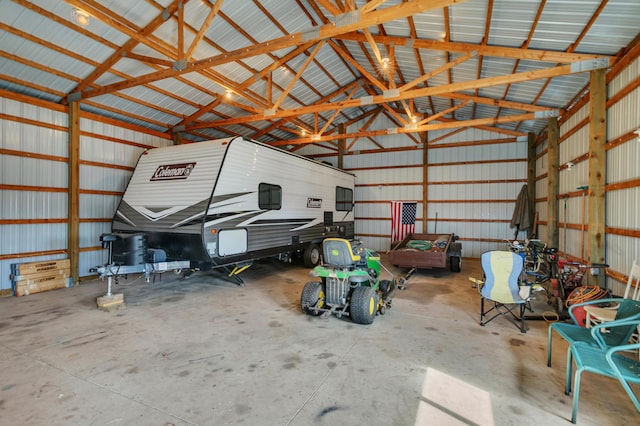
[565,286,608,307]
[406,240,433,251]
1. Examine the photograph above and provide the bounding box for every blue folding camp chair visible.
[476,250,531,333]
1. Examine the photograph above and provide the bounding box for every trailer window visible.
[259,183,282,210]
[336,186,353,211]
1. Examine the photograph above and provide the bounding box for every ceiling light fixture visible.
[380,57,390,70]
[225,89,233,99]
[72,8,91,27]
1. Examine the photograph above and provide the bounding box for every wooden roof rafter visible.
[187,62,587,131]
[250,79,364,140]
[183,0,225,61]
[72,0,467,101]
[333,33,616,64]
[523,0,610,134]
[64,0,306,133]
[346,106,384,150]
[472,0,494,120]
[493,0,545,127]
[268,110,536,147]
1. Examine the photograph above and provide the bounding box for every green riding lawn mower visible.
[300,238,397,325]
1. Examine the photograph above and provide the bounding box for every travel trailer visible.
[97,137,355,283]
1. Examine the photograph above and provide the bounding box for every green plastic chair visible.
[565,317,640,423]
[547,298,640,367]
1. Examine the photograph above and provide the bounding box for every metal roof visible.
[1,0,638,149]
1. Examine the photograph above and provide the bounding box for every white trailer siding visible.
[202,138,355,259]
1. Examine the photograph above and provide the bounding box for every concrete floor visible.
[0,255,637,426]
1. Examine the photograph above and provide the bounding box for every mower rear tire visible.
[301,281,325,316]
[350,286,378,325]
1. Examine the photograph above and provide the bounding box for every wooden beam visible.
[337,123,345,169]
[347,107,383,149]
[588,68,606,286]
[315,0,343,16]
[66,0,184,94]
[268,112,537,147]
[188,63,575,130]
[76,0,467,100]
[422,131,428,233]
[527,132,536,236]
[177,1,185,59]
[435,117,524,137]
[68,101,80,286]
[417,100,469,125]
[401,52,476,92]
[185,0,224,60]
[123,52,173,67]
[334,32,616,64]
[547,117,559,248]
[272,41,325,110]
[328,40,388,92]
[438,92,553,113]
[318,84,359,135]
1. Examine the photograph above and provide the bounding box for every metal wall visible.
[0,95,170,291]
[605,55,640,296]
[535,56,640,295]
[300,125,528,257]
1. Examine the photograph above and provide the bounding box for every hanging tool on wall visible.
[563,197,568,259]
[577,185,589,260]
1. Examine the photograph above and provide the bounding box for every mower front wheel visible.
[301,281,325,316]
[350,286,378,325]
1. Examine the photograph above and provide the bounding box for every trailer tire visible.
[303,244,321,268]
[301,281,325,316]
[450,256,461,272]
[350,286,377,325]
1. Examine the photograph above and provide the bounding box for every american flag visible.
[391,201,417,242]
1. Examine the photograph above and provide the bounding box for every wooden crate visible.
[14,276,69,297]
[13,259,70,275]
[11,259,70,297]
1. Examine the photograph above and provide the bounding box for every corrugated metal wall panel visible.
[2,223,68,255]
[0,190,67,222]
[80,222,112,250]
[606,56,640,286]
[607,135,640,184]
[0,94,172,291]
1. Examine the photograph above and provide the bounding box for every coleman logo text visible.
[150,162,196,181]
